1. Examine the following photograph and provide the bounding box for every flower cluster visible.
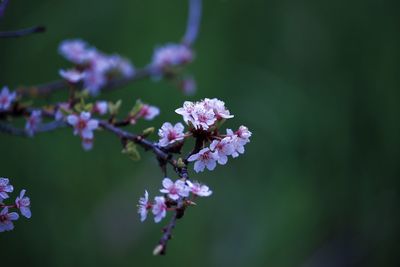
[0,178,31,232]
[152,43,193,72]
[0,86,16,111]
[160,98,252,173]
[138,178,212,223]
[59,39,134,95]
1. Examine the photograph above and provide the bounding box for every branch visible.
[0,0,9,17]
[182,0,202,46]
[0,25,46,38]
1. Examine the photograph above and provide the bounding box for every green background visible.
[1,0,399,266]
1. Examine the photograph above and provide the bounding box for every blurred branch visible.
[17,0,202,97]
[0,0,9,17]
[0,25,46,38]
[182,0,202,46]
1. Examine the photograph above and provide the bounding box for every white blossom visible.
[160,178,189,200]
[158,122,185,147]
[210,137,235,165]
[186,180,212,197]
[187,148,218,173]
[0,86,16,111]
[152,196,167,223]
[0,178,13,202]
[139,104,160,121]
[67,112,99,139]
[15,189,31,219]
[0,207,19,232]
[137,190,150,222]
[59,69,85,83]
[152,43,193,70]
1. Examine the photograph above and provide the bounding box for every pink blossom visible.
[187,148,218,173]
[138,104,160,121]
[203,98,234,120]
[160,178,189,200]
[58,39,89,64]
[210,137,235,165]
[186,180,212,197]
[0,86,16,111]
[190,103,216,130]
[93,101,108,115]
[175,101,196,123]
[152,43,193,70]
[158,122,185,147]
[226,129,245,158]
[81,138,94,151]
[0,178,13,202]
[59,69,85,83]
[25,110,42,136]
[0,207,19,232]
[15,189,31,219]
[67,112,99,139]
[137,190,150,222]
[235,125,252,145]
[152,196,167,223]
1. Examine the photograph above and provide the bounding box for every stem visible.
[0,26,46,38]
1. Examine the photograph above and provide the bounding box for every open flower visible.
[137,190,150,222]
[25,110,42,136]
[226,129,245,158]
[187,180,212,197]
[160,178,189,200]
[152,196,167,223]
[0,86,16,111]
[0,178,13,202]
[15,189,31,219]
[158,122,185,147]
[235,125,252,145]
[203,98,234,120]
[210,137,235,165]
[67,112,99,139]
[58,39,89,64]
[187,148,218,173]
[0,207,19,232]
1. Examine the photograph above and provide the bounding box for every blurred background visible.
[0,0,399,266]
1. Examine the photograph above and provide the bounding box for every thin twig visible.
[0,25,46,38]
[0,0,9,17]
[182,0,202,46]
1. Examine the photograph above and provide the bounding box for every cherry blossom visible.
[203,98,234,120]
[158,122,185,147]
[0,86,16,111]
[152,43,193,70]
[186,180,212,197]
[137,190,150,222]
[58,39,89,64]
[210,137,235,165]
[138,104,160,121]
[235,125,252,144]
[0,207,19,232]
[15,189,31,219]
[67,112,99,139]
[187,147,218,173]
[25,110,42,136]
[0,178,13,202]
[152,196,167,223]
[160,178,189,200]
[59,69,85,83]
[81,138,94,151]
[226,129,245,158]
[108,55,135,77]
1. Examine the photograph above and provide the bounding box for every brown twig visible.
[0,26,46,38]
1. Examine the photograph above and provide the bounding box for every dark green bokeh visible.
[1,0,399,266]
